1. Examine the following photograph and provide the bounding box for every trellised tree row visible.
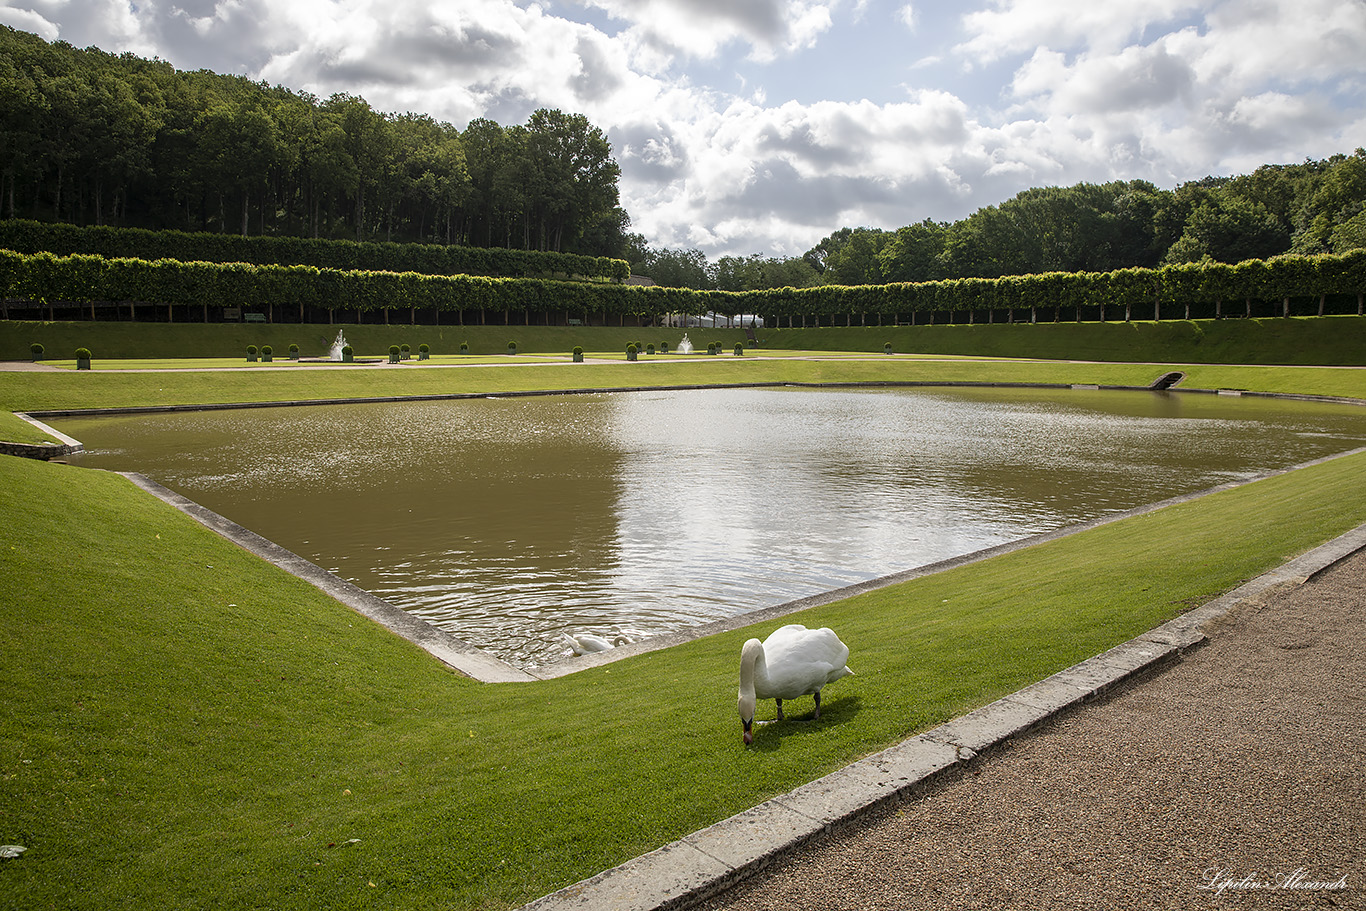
[0,219,629,283]
[747,253,1366,325]
[0,249,704,323]
[2,249,1364,326]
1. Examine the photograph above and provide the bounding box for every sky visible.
[4,0,1366,259]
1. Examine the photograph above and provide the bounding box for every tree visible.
[1163,195,1290,265]
[877,220,947,283]
[636,248,713,289]
[523,109,621,253]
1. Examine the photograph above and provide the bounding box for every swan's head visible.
[738,638,763,746]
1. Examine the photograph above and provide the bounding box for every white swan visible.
[738,624,853,745]
[562,632,631,656]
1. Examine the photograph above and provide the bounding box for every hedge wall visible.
[2,248,1363,325]
[0,219,630,284]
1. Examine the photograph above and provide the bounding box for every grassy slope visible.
[0,321,748,361]
[8,314,1366,365]
[5,443,1366,911]
[765,314,1366,365]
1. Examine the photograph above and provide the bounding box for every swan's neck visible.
[739,639,767,706]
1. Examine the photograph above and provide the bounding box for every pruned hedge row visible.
[747,252,1366,322]
[0,250,715,319]
[2,248,1364,324]
[0,219,630,284]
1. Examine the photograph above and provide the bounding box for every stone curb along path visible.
[515,522,1366,911]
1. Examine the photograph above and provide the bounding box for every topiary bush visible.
[400,343,411,360]
[246,344,258,362]
[289,343,300,360]
[341,344,353,363]
[572,346,584,363]
[262,344,273,362]
[507,341,517,354]
[733,343,743,356]
[75,347,92,369]
[626,343,638,361]
[460,342,469,354]
[29,342,43,360]
[418,342,430,360]
[388,344,401,364]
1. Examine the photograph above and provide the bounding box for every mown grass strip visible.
[6,356,1366,417]
[5,432,1366,910]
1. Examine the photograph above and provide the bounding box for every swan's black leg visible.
[813,691,821,720]
[775,697,784,720]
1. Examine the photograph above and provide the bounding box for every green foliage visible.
[74,347,91,359]
[0,219,628,283]
[29,342,42,358]
[2,247,1364,329]
[0,26,633,261]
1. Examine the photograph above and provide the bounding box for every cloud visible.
[957,0,1203,60]
[0,5,59,41]
[578,0,839,65]
[1011,42,1196,116]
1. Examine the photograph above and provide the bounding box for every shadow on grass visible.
[745,694,862,751]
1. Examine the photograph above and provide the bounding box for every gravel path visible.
[699,549,1366,911]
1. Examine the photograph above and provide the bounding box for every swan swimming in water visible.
[562,632,631,656]
[738,624,853,745]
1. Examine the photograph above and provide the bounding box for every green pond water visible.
[60,386,1366,667]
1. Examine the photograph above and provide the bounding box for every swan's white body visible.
[562,632,630,656]
[738,624,853,744]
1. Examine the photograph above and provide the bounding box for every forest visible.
[631,155,1366,291]
[0,26,626,256]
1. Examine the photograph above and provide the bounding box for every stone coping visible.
[2,412,85,460]
[515,521,1366,911]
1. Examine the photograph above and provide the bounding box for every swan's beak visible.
[742,717,753,746]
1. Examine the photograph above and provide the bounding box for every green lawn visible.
[4,349,1366,910]
[6,356,1366,416]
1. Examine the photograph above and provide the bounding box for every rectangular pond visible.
[59,385,1366,667]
